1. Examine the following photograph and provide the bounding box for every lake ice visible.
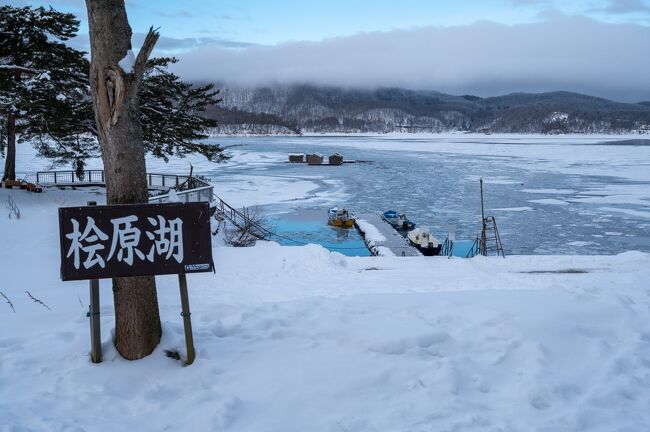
[203,134,650,255]
[6,133,650,255]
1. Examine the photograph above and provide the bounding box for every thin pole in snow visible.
[178,273,196,366]
[87,201,102,363]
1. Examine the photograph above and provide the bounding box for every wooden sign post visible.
[87,201,101,363]
[89,278,101,363]
[58,202,214,366]
[178,273,195,365]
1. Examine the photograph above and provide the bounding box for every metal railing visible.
[466,237,481,258]
[213,197,273,240]
[31,170,206,190]
[26,170,214,204]
[33,170,106,185]
[149,185,214,204]
[441,238,453,258]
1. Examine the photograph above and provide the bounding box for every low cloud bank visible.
[172,17,650,102]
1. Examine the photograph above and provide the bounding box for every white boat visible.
[407,226,441,256]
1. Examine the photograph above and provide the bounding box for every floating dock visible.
[354,213,422,257]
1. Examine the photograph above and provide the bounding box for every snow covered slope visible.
[1,187,650,431]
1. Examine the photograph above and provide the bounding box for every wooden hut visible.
[288,153,305,163]
[328,153,343,165]
[306,153,324,165]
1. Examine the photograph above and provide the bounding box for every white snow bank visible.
[354,218,386,242]
[2,188,650,431]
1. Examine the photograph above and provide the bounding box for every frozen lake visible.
[6,134,650,255]
[202,135,650,255]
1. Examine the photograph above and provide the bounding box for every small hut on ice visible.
[306,153,324,165]
[328,153,343,165]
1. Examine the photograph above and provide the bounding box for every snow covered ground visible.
[2,184,650,431]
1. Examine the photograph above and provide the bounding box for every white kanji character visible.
[107,215,144,265]
[145,215,184,263]
[66,217,109,270]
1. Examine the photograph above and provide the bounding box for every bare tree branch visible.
[25,291,52,311]
[132,27,159,83]
[1,291,16,313]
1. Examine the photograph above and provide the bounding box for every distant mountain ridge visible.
[204,85,650,135]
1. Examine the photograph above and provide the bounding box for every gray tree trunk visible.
[85,0,161,360]
[2,113,16,182]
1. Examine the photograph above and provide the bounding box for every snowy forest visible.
[209,85,650,135]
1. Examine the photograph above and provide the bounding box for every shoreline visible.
[208,131,649,140]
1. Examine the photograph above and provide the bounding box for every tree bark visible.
[2,113,16,182]
[85,0,161,359]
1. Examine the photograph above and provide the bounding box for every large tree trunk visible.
[85,0,161,360]
[2,113,16,182]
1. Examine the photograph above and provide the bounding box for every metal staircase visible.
[213,196,273,241]
[480,216,505,257]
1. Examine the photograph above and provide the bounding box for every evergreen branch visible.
[0,64,44,74]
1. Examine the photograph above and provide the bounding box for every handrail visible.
[213,195,273,240]
[28,169,210,191]
[441,238,453,258]
[25,169,214,204]
[466,237,481,258]
[149,185,214,203]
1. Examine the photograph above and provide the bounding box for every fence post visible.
[54,172,57,183]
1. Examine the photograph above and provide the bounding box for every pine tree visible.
[0,5,80,181]
[1,5,228,180]
[33,56,228,174]
[22,40,98,176]
[140,57,227,162]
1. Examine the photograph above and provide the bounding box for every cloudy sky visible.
[20,0,650,101]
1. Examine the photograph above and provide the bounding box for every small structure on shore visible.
[328,153,343,165]
[306,153,324,165]
[288,153,305,163]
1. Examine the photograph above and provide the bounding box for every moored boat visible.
[407,226,442,256]
[328,207,354,228]
[382,210,416,231]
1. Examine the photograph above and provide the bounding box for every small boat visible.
[407,226,442,256]
[328,207,354,228]
[382,210,416,231]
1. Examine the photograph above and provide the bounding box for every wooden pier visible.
[354,213,421,257]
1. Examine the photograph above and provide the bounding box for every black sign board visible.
[58,202,213,281]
